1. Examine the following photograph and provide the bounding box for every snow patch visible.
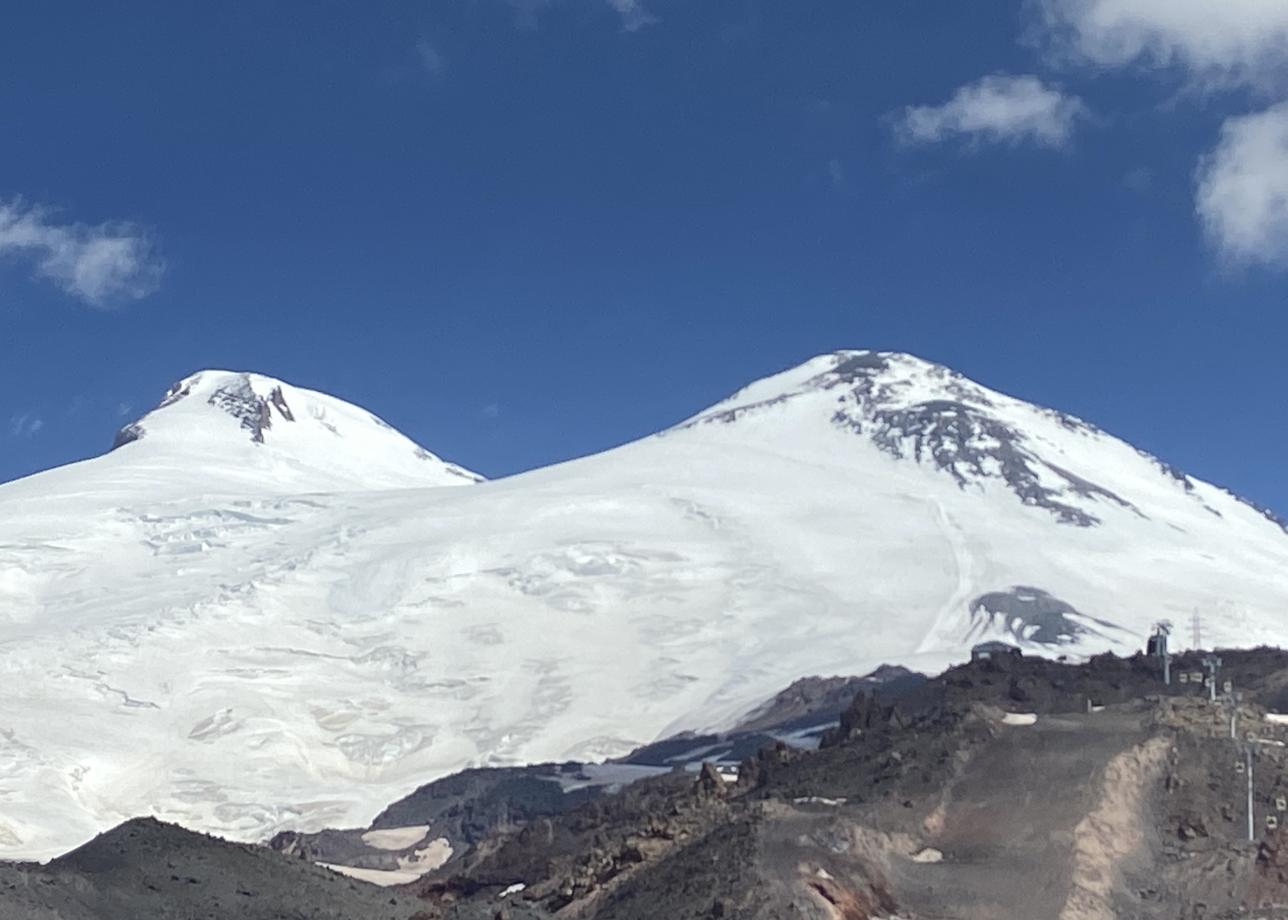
[360,825,429,851]
[318,836,452,887]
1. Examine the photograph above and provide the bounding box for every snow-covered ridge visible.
[113,371,300,448]
[10,369,482,501]
[1,351,1286,861]
[675,349,1265,530]
[117,369,482,487]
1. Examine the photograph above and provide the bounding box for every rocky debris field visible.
[0,817,424,920]
[9,648,1288,918]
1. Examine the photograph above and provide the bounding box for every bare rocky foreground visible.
[8,648,1288,919]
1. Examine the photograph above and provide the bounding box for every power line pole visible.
[1247,745,1255,843]
[1151,622,1172,685]
[1192,610,1202,650]
[1203,654,1222,703]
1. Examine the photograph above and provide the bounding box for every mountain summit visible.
[1,353,1285,860]
[677,349,1280,530]
[6,370,480,503]
[110,369,482,491]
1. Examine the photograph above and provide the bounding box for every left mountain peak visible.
[109,369,483,490]
[56,369,481,495]
[114,370,313,449]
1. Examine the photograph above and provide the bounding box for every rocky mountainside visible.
[1,351,1286,860]
[679,351,1285,532]
[263,665,929,883]
[9,649,1288,919]
[383,647,1288,920]
[0,817,424,920]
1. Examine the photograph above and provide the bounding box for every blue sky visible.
[2,1,1287,514]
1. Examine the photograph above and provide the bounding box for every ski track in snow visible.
[917,500,978,654]
[1,354,1287,860]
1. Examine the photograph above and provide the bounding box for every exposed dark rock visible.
[728,667,926,736]
[1236,495,1288,535]
[158,378,193,409]
[0,817,422,920]
[695,763,728,800]
[679,351,1159,527]
[374,766,612,839]
[110,422,145,450]
[821,690,903,747]
[1147,453,1197,493]
[267,385,294,422]
[1041,406,1100,435]
[272,766,611,872]
[969,586,1126,647]
[827,350,892,378]
[837,399,1140,526]
[16,649,1288,920]
[207,379,277,443]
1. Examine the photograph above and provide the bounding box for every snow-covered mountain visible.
[1,352,1285,860]
[5,370,480,507]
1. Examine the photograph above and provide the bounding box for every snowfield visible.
[1,353,1286,859]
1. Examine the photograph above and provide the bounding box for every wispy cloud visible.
[416,38,447,77]
[1032,0,1288,92]
[1196,102,1288,267]
[605,0,656,32]
[1122,166,1153,193]
[507,0,656,32]
[482,402,502,419]
[507,0,548,30]
[827,158,846,190]
[895,74,1087,149]
[1025,1,1288,267]
[0,199,163,307]
[8,413,44,439]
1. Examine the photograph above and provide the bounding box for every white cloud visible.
[482,402,502,419]
[896,74,1087,148]
[416,38,447,76]
[605,0,655,32]
[1034,0,1288,90]
[8,414,43,438]
[0,200,162,307]
[1196,102,1288,266]
[1027,2,1288,270]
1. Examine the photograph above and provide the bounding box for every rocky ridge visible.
[8,649,1288,918]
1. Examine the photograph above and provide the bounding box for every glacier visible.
[0,352,1285,860]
